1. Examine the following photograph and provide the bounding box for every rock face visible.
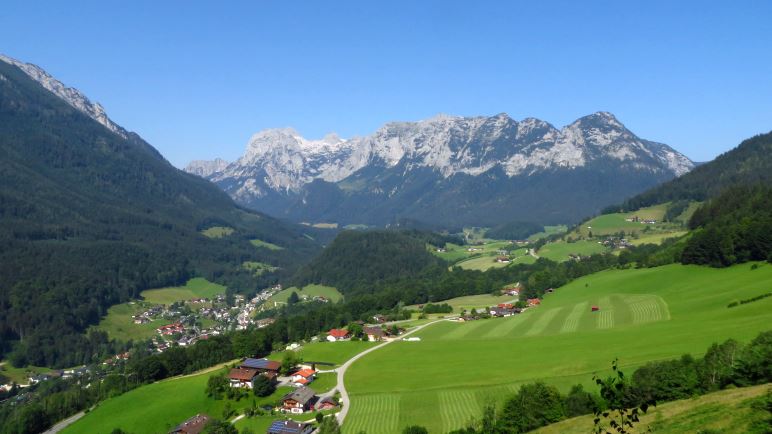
[185,158,229,178]
[189,112,694,228]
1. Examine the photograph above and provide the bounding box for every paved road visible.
[42,410,85,434]
[333,319,449,425]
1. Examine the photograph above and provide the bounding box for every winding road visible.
[331,318,450,424]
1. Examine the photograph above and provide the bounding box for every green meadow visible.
[534,383,771,434]
[200,226,235,238]
[268,340,377,367]
[92,302,163,341]
[266,284,343,307]
[408,293,517,313]
[342,263,772,433]
[250,238,284,250]
[242,261,278,276]
[527,225,568,241]
[140,277,226,305]
[537,240,609,261]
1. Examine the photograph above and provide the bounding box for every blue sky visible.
[2,1,770,167]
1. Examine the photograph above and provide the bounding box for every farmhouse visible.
[228,367,259,388]
[241,358,281,374]
[315,396,338,410]
[169,413,210,434]
[327,328,350,342]
[132,315,150,324]
[157,322,185,335]
[364,326,385,341]
[527,298,541,307]
[290,368,316,387]
[496,256,511,263]
[281,386,316,413]
[372,314,387,323]
[267,420,313,434]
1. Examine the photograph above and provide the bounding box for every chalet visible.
[315,396,338,411]
[496,256,511,263]
[290,369,316,387]
[372,314,387,323]
[281,386,316,413]
[228,368,259,388]
[527,298,541,307]
[497,303,514,309]
[267,420,313,434]
[327,328,350,342]
[169,414,210,434]
[241,358,281,374]
[364,326,385,342]
[133,315,150,325]
[489,306,516,317]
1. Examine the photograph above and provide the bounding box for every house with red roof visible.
[527,298,541,307]
[326,328,350,342]
[290,368,316,387]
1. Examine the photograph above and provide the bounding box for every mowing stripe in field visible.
[440,320,490,340]
[399,390,439,432]
[481,315,528,338]
[627,295,669,324]
[438,389,481,431]
[560,302,589,333]
[524,307,563,336]
[344,393,400,434]
[595,296,614,329]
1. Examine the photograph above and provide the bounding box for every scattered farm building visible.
[241,358,281,374]
[315,396,338,411]
[169,413,210,434]
[228,367,259,388]
[281,386,316,413]
[327,328,350,342]
[267,420,313,434]
[527,298,541,306]
[290,369,316,387]
[364,326,385,341]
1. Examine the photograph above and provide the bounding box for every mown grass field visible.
[250,238,284,250]
[268,340,376,367]
[537,240,609,261]
[140,277,226,305]
[342,263,772,433]
[534,383,771,434]
[200,226,235,238]
[408,293,517,313]
[266,284,343,307]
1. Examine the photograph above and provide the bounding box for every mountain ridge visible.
[188,112,694,228]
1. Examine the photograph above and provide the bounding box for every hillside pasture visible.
[140,277,226,305]
[200,226,235,238]
[250,238,284,250]
[266,284,343,307]
[342,263,772,433]
[242,261,278,276]
[92,302,164,341]
[527,225,568,241]
[537,240,609,262]
[534,383,771,434]
[408,293,517,313]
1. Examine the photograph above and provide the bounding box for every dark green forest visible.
[0,61,320,367]
[607,131,772,212]
[485,221,543,240]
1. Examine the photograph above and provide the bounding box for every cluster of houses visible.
[599,237,634,249]
[169,414,316,434]
[326,325,395,342]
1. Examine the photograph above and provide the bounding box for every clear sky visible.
[2,1,770,167]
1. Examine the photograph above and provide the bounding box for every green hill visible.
[0,59,319,367]
[342,262,772,433]
[613,131,772,211]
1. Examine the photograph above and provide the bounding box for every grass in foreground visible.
[140,277,226,305]
[533,383,771,434]
[343,262,772,433]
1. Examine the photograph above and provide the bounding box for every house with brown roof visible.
[281,386,316,414]
[363,326,385,342]
[228,367,259,388]
[169,414,210,434]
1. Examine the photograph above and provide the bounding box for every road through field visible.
[334,318,450,425]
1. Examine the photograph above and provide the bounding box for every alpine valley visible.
[187,113,694,228]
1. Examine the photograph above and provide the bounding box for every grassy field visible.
[342,262,772,433]
[63,366,292,434]
[537,240,609,261]
[573,203,677,239]
[250,239,284,250]
[92,302,164,341]
[140,277,226,305]
[268,341,377,367]
[0,362,51,385]
[266,284,343,307]
[200,226,235,238]
[628,231,688,246]
[408,294,517,313]
[528,225,568,241]
[534,383,771,434]
[242,261,278,276]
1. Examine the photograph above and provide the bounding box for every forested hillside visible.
[0,60,319,367]
[611,131,772,211]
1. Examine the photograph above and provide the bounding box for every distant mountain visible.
[613,131,772,211]
[0,55,319,367]
[189,112,693,228]
[186,157,229,177]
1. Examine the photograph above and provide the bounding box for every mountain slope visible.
[0,56,319,367]
[612,131,772,211]
[189,113,694,228]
